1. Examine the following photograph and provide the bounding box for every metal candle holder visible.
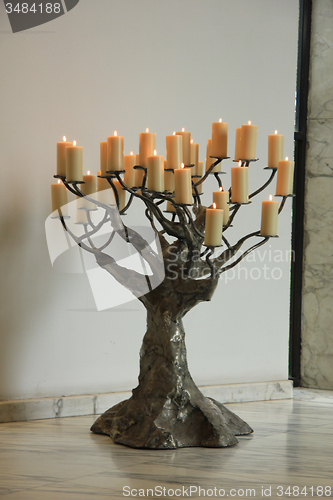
[52,148,291,450]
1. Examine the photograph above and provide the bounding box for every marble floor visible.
[0,388,332,500]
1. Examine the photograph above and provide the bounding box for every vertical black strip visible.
[289,0,312,387]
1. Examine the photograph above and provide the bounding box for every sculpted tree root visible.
[91,394,252,449]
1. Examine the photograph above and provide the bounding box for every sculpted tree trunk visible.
[91,255,252,448]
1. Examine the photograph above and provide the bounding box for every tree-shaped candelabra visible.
[50,123,294,449]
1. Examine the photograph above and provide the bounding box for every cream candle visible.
[100,141,107,176]
[97,170,109,192]
[176,128,191,166]
[268,130,284,169]
[51,179,68,215]
[190,140,199,174]
[139,128,156,168]
[213,188,230,224]
[174,165,192,204]
[260,195,278,236]
[76,198,89,224]
[164,169,175,192]
[134,153,144,188]
[166,133,182,170]
[97,171,113,203]
[205,138,214,172]
[82,171,97,195]
[107,131,124,172]
[147,151,164,192]
[239,121,258,160]
[204,203,223,247]
[124,152,136,188]
[66,141,83,182]
[231,163,248,203]
[234,127,242,161]
[276,157,294,196]
[166,200,176,212]
[80,170,97,210]
[56,136,70,177]
[194,161,204,195]
[211,119,228,158]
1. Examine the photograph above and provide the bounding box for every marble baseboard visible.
[293,387,333,404]
[0,380,293,424]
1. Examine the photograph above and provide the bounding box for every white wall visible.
[0,0,299,401]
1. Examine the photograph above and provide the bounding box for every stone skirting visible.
[0,380,293,424]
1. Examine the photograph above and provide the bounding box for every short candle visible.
[204,203,223,247]
[260,195,278,236]
[268,130,284,169]
[174,165,192,205]
[276,157,294,196]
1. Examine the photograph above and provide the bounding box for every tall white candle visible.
[174,165,192,204]
[166,133,182,169]
[268,130,284,169]
[66,141,83,182]
[190,140,199,174]
[100,141,107,176]
[204,204,223,247]
[260,195,278,236]
[107,131,124,172]
[51,179,68,215]
[234,127,242,161]
[276,157,294,196]
[239,121,258,160]
[139,128,156,168]
[213,189,229,224]
[97,171,113,204]
[211,119,228,158]
[164,167,175,192]
[231,164,248,203]
[57,136,70,177]
[166,200,176,212]
[176,129,191,166]
[124,152,136,187]
[205,139,213,172]
[147,151,164,192]
[134,153,144,188]
[80,171,97,210]
[194,161,204,195]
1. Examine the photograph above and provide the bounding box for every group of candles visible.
[51,121,294,247]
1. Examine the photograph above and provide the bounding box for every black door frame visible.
[289,0,312,386]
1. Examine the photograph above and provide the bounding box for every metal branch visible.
[278,196,287,214]
[249,169,276,200]
[192,158,222,188]
[223,204,241,231]
[220,233,269,275]
[113,171,186,240]
[120,193,134,214]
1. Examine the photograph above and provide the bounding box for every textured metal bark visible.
[91,282,253,448]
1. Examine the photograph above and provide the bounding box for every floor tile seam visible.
[0,468,112,485]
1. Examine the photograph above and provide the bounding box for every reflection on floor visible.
[0,388,332,499]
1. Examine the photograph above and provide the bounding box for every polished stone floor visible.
[0,388,332,499]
